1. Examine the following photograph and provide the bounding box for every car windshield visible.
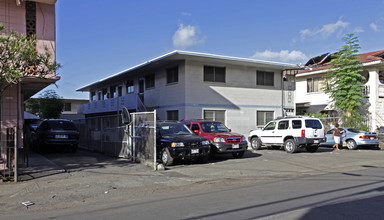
[305,119,323,129]
[200,122,229,133]
[347,128,366,133]
[47,121,77,130]
[159,123,193,136]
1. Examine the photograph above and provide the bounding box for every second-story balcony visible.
[78,93,147,115]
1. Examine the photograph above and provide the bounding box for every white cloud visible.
[172,24,205,49]
[251,50,307,62]
[300,18,349,40]
[370,23,379,32]
[353,27,364,33]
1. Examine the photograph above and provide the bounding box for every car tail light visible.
[301,129,305,137]
[359,135,376,139]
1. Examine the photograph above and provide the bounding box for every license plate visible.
[313,140,319,143]
[55,135,68,139]
[232,144,239,149]
[191,149,199,154]
[370,137,374,140]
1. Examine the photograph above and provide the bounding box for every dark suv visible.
[181,120,248,158]
[156,121,211,166]
[33,119,79,152]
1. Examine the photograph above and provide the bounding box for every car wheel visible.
[306,145,319,153]
[284,139,297,154]
[232,150,245,158]
[161,148,174,166]
[346,140,357,150]
[250,137,261,150]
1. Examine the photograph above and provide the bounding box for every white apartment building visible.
[77,51,298,136]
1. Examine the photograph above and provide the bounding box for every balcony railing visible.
[78,93,139,115]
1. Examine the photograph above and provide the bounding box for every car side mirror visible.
[229,129,232,132]
[194,130,200,134]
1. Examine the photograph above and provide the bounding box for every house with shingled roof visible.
[295,50,384,131]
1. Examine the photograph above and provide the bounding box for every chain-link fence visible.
[73,111,156,166]
[132,112,156,165]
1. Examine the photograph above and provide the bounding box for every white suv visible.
[248,116,325,153]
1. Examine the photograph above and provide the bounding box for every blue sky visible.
[42,0,384,99]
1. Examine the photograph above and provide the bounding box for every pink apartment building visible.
[0,0,59,180]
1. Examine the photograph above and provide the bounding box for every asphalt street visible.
[1,146,384,220]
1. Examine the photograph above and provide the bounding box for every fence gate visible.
[131,111,156,168]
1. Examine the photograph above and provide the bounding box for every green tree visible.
[323,33,365,127]
[0,24,60,94]
[38,90,64,119]
[25,98,40,115]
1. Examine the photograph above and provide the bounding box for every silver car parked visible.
[320,127,379,150]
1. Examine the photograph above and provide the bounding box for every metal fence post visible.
[153,110,157,171]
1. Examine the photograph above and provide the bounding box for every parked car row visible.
[247,116,380,153]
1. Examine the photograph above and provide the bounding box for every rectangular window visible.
[191,123,200,132]
[292,120,302,129]
[307,77,323,93]
[167,110,178,121]
[204,110,225,124]
[278,120,289,130]
[166,66,179,84]
[257,71,274,86]
[145,74,155,89]
[257,111,274,127]
[25,2,36,38]
[204,66,226,83]
[64,102,71,112]
[126,80,134,94]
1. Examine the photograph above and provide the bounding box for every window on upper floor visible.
[126,80,134,94]
[145,74,155,89]
[307,77,324,93]
[204,66,226,83]
[167,66,179,84]
[25,1,36,39]
[257,71,274,86]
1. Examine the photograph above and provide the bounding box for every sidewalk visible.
[17,152,67,181]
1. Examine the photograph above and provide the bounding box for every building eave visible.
[77,50,299,92]
[296,60,384,78]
